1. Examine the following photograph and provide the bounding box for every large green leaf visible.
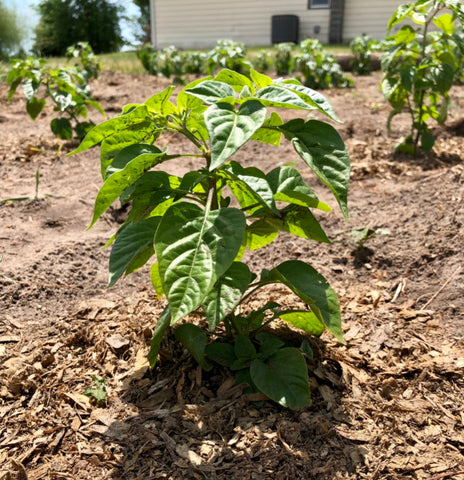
[253,86,313,110]
[205,100,266,169]
[267,165,331,211]
[154,203,246,323]
[278,311,325,336]
[185,80,235,104]
[268,206,330,243]
[99,123,156,177]
[276,81,341,122]
[70,105,150,155]
[214,69,254,93]
[144,86,176,115]
[26,97,46,120]
[89,144,166,228]
[174,324,212,371]
[219,161,277,215]
[246,220,279,250]
[280,119,350,219]
[251,112,283,146]
[147,307,171,368]
[263,260,344,343]
[250,348,311,409]
[202,262,252,331]
[108,217,161,287]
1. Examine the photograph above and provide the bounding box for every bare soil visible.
[1,70,463,480]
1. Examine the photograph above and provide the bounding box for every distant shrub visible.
[294,39,353,89]
[206,39,253,75]
[254,50,273,73]
[349,34,378,75]
[274,43,294,75]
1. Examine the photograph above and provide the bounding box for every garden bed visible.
[1,70,463,480]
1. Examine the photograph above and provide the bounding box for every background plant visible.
[349,34,378,75]
[7,45,104,140]
[294,39,353,89]
[73,68,350,410]
[381,0,464,154]
[205,39,252,75]
[66,41,101,81]
[273,43,294,75]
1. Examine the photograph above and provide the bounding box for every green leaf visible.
[202,262,252,331]
[253,85,313,110]
[26,97,46,121]
[84,376,107,406]
[147,307,171,368]
[99,123,156,177]
[250,69,273,89]
[205,100,266,169]
[250,348,311,409]
[420,127,435,151]
[270,206,330,243]
[255,332,285,360]
[278,311,325,336]
[70,105,150,155]
[235,334,256,361]
[205,342,236,367]
[214,69,254,92]
[175,324,212,371]
[276,81,341,122]
[280,119,350,220]
[108,217,160,287]
[89,144,166,228]
[144,86,176,114]
[246,220,279,250]
[150,263,164,298]
[263,260,344,343]
[185,80,235,104]
[219,161,277,215]
[267,165,331,211]
[251,112,283,146]
[50,117,73,139]
[178,77,211,111]
[154,203,246,323]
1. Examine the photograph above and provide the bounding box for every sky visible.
[4,0,140,52]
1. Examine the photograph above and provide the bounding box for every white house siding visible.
[342,0,400,42]
[151,0,331,49]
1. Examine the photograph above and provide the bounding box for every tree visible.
[0,1,24,60]
[33,0,124,56]
[133,0,150,44]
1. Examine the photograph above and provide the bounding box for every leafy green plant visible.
[274,43,294,75]
[206,39,252,75]
[72,68,350,409]
[380,0,464,154]
[294,39,353,89]
[84,375,107,406]
[66,41,101,81]
[7,48,104,140]
[349,34,378,75]
[254,50,273,73]
[136,42,159,75]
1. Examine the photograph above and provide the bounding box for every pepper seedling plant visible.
[7,44,104,140]
[72,68,351,409]
[381,0,464,154]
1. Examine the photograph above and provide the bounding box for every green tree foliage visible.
[0,1,24,60]
[33,0,123,56]
[132,0,151,44]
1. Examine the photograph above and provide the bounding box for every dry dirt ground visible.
[0,69,463,480]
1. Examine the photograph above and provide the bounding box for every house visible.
[149,0,402,49]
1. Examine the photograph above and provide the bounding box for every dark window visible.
[308,0,331,8]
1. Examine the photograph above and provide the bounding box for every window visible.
[308,0,331,8]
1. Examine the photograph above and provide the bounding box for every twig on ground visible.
[419,263,463,310]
